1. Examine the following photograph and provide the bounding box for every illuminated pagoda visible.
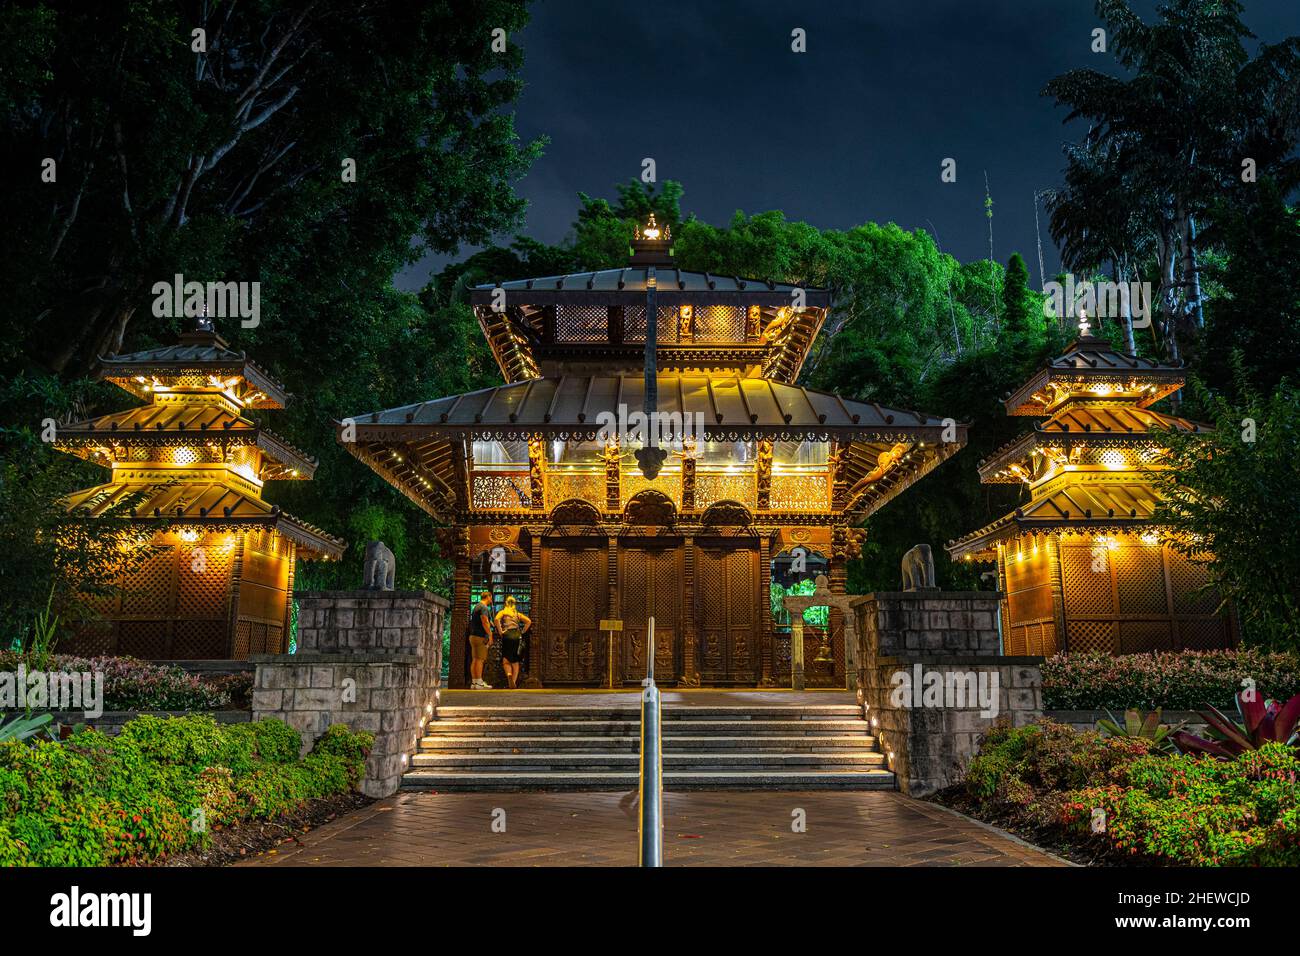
[342,217,968,688]
[54,317,344,660]
[947,315,1236,655]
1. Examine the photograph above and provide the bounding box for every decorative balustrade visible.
[769,473,830,511]
[471,471,532,510]
[546,471,605,509]
[695,472,756,509]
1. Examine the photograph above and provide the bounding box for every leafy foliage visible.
[1172,690,1300,759]
[1153,374,1300,646]
[1041,649,1300,710]
[957,720,1300,865]
[0,715,371,865]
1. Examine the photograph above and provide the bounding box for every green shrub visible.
[0,714,371,865]
[957,719,1300,866]
[0,652,233,710]
[1042,649,1300,710]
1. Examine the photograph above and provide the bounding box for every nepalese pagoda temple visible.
[342,220,967,688]
[54,319,344,660]
[947,317,1237,655]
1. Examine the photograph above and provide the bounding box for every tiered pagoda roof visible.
[55,322,344,558]
[948,328,1206,561]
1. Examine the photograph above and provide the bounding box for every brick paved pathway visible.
[244,790,1063,867]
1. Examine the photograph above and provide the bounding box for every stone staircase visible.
[402,700,895,792]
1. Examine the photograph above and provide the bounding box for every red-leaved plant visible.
[1172,690,1300,759]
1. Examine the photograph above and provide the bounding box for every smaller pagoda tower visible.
[54,317,344,660]
[947,315,1236,655]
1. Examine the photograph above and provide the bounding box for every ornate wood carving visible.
[620,545,680,682]
[603,440,620,512]
[680,535,700,686]
[832,525,867,561]
[695,544,759,684]
[528,439,546,509]
[679,439,697,512]
[700,499,753,528]
[549,497,602,527]
[624,489,676,526]
[756,439,773,510]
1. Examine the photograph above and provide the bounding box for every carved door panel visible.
[620,546,681,683]
[540,544,604,684]
[696,546,760,684]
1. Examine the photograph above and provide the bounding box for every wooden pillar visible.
[608,305,624,346]
[526,527,543,686]
[791,614,805,690]
[226,532,247,658]
[528,439,546,510]
[1048,533,1066,657]
[604,440,620,512]
[282,540,297,654]
[756,440,772,511]
[680,440,696,512]
[449,529,471,688]
[996,543,1011,654]
[607,532,619,683]
[828,560,848,687]
[681,534,699,686]
[759,530,774,686]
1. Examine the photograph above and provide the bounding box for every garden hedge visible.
[0,714,372,865]
[958,720,1300,866]
[1042,649,1300,710]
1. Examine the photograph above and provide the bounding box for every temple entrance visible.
[695,542,761,684]
[537,540,605,684]
[619,542,682,683]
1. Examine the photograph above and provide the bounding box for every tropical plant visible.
[1153,373,1300,647]
[1172,690,1300,758]
[0,713,54,743]
[1096,708,1184,752]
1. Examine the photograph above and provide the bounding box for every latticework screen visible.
[696,472,756,509]
[1055,537,1232,653]
[555,305,607,342]
[546,471,605,509]
[472,472,532,510]
[692,305,746,341]
[623,306,678,344]
[768,474,829,511]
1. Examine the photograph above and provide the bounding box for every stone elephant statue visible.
[363,540,396,591]
[900,543,937,591]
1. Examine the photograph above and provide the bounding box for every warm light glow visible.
[1141,532,1159,546]
[642,212,662,240]
[179,529,199,543]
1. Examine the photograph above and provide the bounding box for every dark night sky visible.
[398,0,1300,291]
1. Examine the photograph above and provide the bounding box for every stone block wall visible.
[252,590,446,797]
[853,592,1044,797]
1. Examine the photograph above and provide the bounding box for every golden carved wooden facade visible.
[345,225,966,686]
[948,325,1235,653]
[54,323,343,659]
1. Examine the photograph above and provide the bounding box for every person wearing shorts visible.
[493,596,532,690]
[467,592,495,689]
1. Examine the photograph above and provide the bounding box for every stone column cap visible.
[293,589,450,607]
[250,651,423,664]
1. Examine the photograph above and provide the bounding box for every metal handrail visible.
[638,615,663,867]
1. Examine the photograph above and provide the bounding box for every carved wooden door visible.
[696,545,760,684]
[620,545,681,683]
[539,543,604,684]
